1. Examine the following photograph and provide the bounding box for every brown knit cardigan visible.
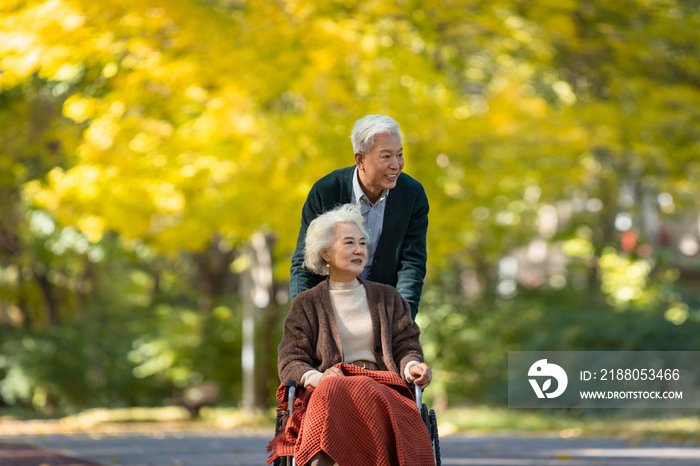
[278,278,424,385]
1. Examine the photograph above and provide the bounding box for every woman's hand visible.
[319,366,345,383]
[409,363,432,388]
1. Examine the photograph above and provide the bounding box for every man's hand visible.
[319,366,345,383]
[409,363,432,388]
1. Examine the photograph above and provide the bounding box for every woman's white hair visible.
[350,114,401,155]
[304,204,369,276]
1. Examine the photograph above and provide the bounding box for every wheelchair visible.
[273,379,441,466]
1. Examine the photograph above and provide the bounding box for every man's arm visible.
[390,289,424,382]
[289,189,323,302]
[396,186,429,319]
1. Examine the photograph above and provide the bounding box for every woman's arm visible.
[278,298,319,384]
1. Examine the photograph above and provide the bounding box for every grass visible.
[0,406,277,436]
[438,405,700,444]
[2,405,700,444]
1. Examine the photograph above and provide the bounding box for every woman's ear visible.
[320,249,330,263]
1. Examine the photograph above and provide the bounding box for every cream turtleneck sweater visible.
[300,279,419,387]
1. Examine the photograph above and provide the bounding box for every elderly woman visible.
[268,204,434,466]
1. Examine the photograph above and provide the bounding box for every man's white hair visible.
[350,114,401,155]
[304,204,369,276]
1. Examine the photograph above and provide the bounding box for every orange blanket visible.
[267,363,434,466]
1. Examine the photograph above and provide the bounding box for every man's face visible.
[355,132,404,199]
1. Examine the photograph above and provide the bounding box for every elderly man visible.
[289,114,429,319]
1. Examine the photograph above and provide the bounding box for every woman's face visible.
[323,222,367,281]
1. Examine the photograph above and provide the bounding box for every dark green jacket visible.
[289,166,429,319]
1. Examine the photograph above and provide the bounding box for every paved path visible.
[3,432,700,466]
[0,441,100,465]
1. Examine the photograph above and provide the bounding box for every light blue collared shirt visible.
[351,166,389,279]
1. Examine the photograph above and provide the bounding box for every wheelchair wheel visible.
[420,403,441,466]
[273,412,284,466]
[420,403,430,427]
[275,412,284,436]
[429,409,441,466]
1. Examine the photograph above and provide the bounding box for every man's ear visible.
[354,152,365,169]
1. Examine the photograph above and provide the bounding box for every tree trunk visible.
[33,265,59,326]
[258,290,281,407]
[193,237,235,343]
[16,272,32,328]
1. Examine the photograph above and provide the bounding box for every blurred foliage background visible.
[1,0,699,415]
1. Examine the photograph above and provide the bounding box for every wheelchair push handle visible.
[415,383,423,411]
[284,380,297,417]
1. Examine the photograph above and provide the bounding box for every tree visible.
[2,0,699,409]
